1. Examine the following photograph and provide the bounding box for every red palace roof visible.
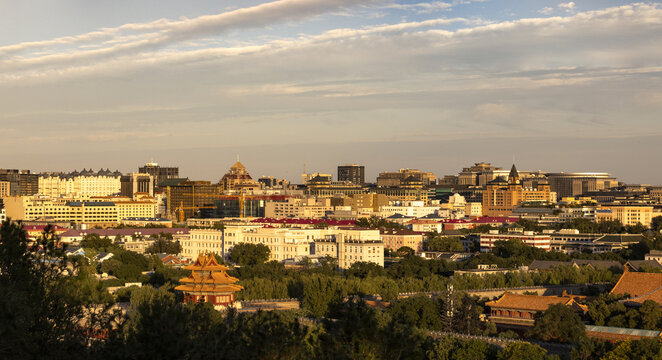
[22,225,69,231]
[250,218,356,226]
[471,217,519,224]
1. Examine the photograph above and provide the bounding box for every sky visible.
[1,0,661,184]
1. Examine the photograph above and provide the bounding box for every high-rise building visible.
[220,161,258,192]
[377,168,436,187]
[138,162,179,187]
[166,180,222,220]
[546,172,618,198]
[39,169,122,197]
[0,169,38,196]
[0,181,10,197]
[337,164,365,185]
[120,173,154,198]
[482,164,552,217]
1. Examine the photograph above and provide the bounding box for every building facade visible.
[313,229,384,269]
[480,231,551,252]
[138,162,179,187]
[120,173,154,197]
[482,165,551,217]
[0,169,38,196]
[379,228,424,252]
[3,195,156,224]
[546,172,618,198]
[337,164,365,185]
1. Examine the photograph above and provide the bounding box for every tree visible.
[0,221,108,358]
[344,261,385,278]
[145,238,182,254]
[652,216,662,232]
[81,233,114,251]
[453,294,484,335]
[425,234,464,252]
[497,342,548,360]
[229,243,270,266]
[639,300,662,330]
[388,295,443,330]
[531,303,586,343]
[396,246,415,257]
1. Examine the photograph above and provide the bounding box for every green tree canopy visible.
[229,243,270,266]
[531,303,586,344]
[425,234,464,252]
[145,238,182,254]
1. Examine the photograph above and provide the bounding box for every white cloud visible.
[1,2,662,158]
[538,7,554,15]
[558,2,575,13]
[385,1,452,13]
[0,0,375,61]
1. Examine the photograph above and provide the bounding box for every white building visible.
[379,201,441,218]
[479,230,551,252]
[181,229,224,260]
[39,172,121,198]
[313,228,384,269]
[465,202,483,217]
[223,225,323,262]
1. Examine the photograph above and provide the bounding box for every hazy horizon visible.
[5,135,662,185]
[2,1,661,185]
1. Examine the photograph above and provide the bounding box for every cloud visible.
[0,0,374,63]
[1,2,662,159]
[385,1,452,13]
[538,7,554,15]
[558,2,575,13]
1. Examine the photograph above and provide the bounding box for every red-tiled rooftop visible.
[250,218,356,226]
[610,271,662,305]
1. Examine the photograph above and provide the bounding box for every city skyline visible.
[1,0,661,183]
[5,135,662,186]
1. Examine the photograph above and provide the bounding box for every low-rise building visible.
[645,250,662,264]
[181,229,224,260]
[379,228,424,252]
[379,201,440,218]
[3,195,157,225]
[223,225,322,262]
[264,197,332,219]
[486,292,587,329]
[480,231,551,252]
[313,228,384,269]
[608,205,653,227]
[549,231,644,253]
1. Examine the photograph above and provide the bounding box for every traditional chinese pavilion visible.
[485,292,587,330]
[175,253,243,308]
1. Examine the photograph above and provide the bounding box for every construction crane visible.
[182,189,254,218]
[176,201,216,223]
[179,190,292,221]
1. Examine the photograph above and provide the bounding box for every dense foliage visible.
[229,243,270,266]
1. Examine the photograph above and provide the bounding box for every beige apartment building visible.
[181,225,385,268]
[313,228,384,269]
[465,202,483,216]
[379,228,424,252]
[607,206,653,227]
[3,195,156,224]
[222,225,324,262]
[39,174,121,197]
[264,197,333,218]
[181,229,224,260]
